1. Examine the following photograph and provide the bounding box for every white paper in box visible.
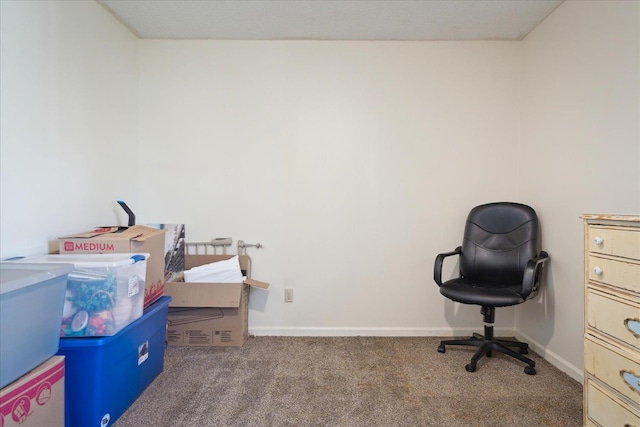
[183,255,243,283]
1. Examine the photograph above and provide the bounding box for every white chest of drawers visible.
[582,214,640,427]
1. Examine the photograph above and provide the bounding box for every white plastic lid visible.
[0,262,75,295]
[13,253,149,269]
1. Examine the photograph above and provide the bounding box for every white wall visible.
[0,1,139,258]
[138,41,522,335]
[517,0,640,380]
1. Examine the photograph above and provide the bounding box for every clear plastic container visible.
[0,262,73,388]
[15,253,149,337]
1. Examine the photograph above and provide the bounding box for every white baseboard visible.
[250,326,514,337]
[250,326,584,383]
[515,331,583,383]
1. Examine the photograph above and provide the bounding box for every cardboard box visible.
[0,356,65,427]
[164,254,268,347]
[59,225,166,308]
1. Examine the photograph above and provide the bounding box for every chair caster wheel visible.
[524,366,536,375]
[519,347,529,355]
[465,363,476,372]
[437,345,446,353]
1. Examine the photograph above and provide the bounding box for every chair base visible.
[438,331,537,375]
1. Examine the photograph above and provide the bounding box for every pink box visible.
[0,356,65,427]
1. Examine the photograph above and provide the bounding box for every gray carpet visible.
[114,336,583,427]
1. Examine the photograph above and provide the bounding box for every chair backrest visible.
[460,202,539,284]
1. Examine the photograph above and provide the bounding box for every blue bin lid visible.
[0,262,74,295]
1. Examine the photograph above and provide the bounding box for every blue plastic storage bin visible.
[57,296,170,427]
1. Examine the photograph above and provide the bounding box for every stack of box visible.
[11,245,171,427]
[1,225,270,425]
[0,263,73,427]
[53,225,177,426]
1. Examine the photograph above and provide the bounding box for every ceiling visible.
[98,0,565,41]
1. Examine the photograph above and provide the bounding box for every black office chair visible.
[433,202,549,375]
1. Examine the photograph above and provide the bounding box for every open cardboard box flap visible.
[244,278,269,289]
[165,254,269,308]
[60,225,163,242]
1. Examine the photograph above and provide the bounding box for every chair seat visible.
[439,278,525,307]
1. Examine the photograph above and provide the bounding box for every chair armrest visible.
[522,251,550,298]
[434,246,462,287]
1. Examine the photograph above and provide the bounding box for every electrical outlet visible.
[284,288,293,303]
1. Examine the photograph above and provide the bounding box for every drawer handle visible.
[593,236,604,245]
[620,370,640,393]
[593,266,603,275]
[625,318,640,338]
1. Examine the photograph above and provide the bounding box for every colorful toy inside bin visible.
[15,253,148,337]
